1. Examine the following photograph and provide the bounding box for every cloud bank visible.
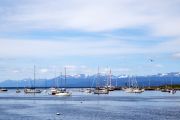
[0,0,179,35]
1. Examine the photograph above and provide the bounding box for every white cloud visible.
[39,68,48,73]
[113,68,131,73]
[0,0,180,80]
[0,38,145,57]
[12,70,20,73]
[0,0,179,37]
[0,0,179,58]
[80,65,87,69]
[1,37,180,58]
[172,52,180,59]
[152,39,180,53]
[64,65,77,70]
[154,64,164,68]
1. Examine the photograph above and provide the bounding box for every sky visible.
[0,0,180,81]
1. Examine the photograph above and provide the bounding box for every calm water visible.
[0,89,180,120]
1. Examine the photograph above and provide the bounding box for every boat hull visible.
[24,89,42,93]
[0,89,8,92]
[94,88,109,94]
[55,92,71,96]
[124,88,144,93]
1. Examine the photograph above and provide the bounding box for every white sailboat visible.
[49,72,60,95]
[123,76,144,93]
[160,78,175,93]
[94,87,109,94]
[94,67,109,94]
[161,78,170,93]
[169,75,176,94]
[55,89,71,96]
[54,67,71,96]
[24,65,42,94]
[84,88,92,93]
[105,69,115,91]
[16,80,21,93]
[16,89,21,93]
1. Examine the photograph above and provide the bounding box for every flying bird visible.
[149,59,154,62]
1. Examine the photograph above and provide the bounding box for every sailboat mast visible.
[110,69,112,87]
[97,66,100,88]
[106,66,109,86]
[55,71,58,88]
[34,65,36,89]
[64,67,66,88]
[60,72,62,88]
[33,65,36,96]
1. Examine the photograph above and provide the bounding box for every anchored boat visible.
[50,67,71,96]
[24,65,42,94]
[93,67,109,94]
[0,88,8,92]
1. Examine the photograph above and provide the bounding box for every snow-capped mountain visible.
[0,72,180,87]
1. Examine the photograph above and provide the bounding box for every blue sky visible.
[0,0,180,81]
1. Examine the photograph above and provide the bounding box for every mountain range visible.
[0,72,180,88]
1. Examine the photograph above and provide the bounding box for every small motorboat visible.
[0,88,8,92]
[169,89,176,94]
[16,89,21,93]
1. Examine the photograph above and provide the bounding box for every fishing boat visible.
[24,65,42,94]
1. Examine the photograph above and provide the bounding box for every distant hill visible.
[0,72,180,88]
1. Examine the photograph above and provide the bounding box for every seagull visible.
[149,59,154,62]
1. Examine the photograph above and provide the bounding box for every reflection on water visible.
[0,89,180,120]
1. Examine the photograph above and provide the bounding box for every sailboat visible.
[161,76,176,94]
[105,69,115,91]
[16,89,21,93]
[54,67,71,96]
[49,72,60,95]
[24,65,42,94]
[123,76,144,93]
[169,75,176,94]
[16,80,21,93]
[83,76,93,93]
[84,88,92,93]
[93,67,109,94]
[161,78,171,93]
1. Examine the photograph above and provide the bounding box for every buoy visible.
[56,113,60,115]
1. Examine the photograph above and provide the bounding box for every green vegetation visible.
[145,84,180,90]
